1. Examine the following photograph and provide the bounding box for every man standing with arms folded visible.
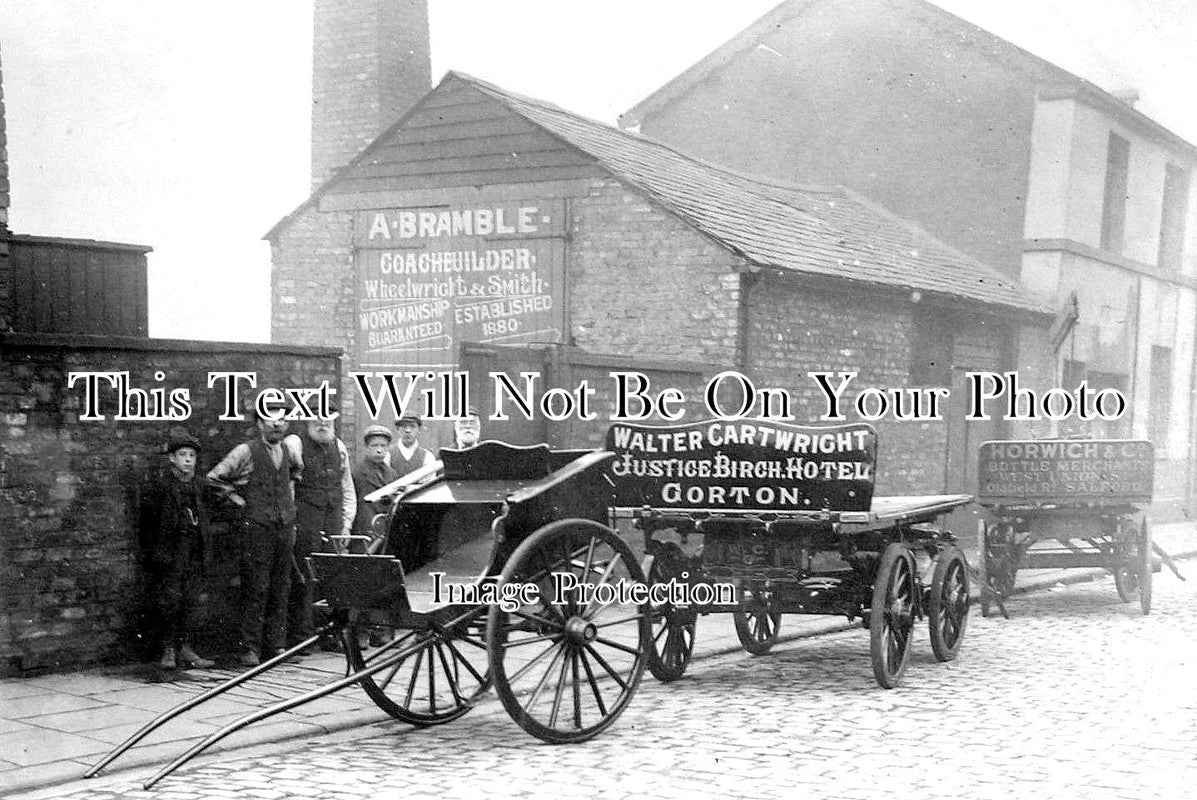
[284,409,355,651]
[207,411,301,667]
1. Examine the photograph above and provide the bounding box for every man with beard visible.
[207,411,302,667]
[283,410,355,651]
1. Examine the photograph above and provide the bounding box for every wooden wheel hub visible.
[564,616,598,644]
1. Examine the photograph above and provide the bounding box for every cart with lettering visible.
[90,421,973,789]
[607,419,973,690]
[976,438,1157,617]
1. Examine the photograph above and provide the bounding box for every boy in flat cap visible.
[352,424,398,551]
[139,429,215,670]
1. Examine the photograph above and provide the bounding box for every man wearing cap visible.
[139,429,215,670]
[389,413,435,478]
[283,412,356,651]
[207,412,302,667]
[352,424,398,551]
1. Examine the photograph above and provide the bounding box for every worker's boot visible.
[158,645,177,670]
[178,644,215,669]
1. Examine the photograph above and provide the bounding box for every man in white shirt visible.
[389,413,434,478]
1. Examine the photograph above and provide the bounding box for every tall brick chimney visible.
[0,45,10,232]
[1,45,12,332]
[310,0,432,190]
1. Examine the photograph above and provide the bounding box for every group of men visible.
[138,409,482,670]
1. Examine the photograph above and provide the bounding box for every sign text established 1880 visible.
[354,201,567,368]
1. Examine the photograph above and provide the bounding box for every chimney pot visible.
[1110,88,1139,107]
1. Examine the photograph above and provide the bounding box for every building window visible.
[909,314,952,386]
[1100,132,1130,253]
[1158,163,1190,271]
[1149,345,1172,444]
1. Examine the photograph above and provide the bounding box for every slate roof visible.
[453,72,1047,316]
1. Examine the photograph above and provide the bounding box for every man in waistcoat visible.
[389,413,435,478]
[283,411,355,651]
[207,411,301,667]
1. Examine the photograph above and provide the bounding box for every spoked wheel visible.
[486,519,650,743]
[927,547,970,662]
[645,542,698,682]
[733,590,782,655]
[980,526,1018,618]
[346,605,491,727]
[1113,562,1138,602]
[1138,519,1153,616]
[870,543,916,689]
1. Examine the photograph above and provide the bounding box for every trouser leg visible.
[287,521,320,645]
[238,523,272,653]
[178,537,204,646]
[262,524,296,654]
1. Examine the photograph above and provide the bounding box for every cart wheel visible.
[486,519,649,743]
[346,606,491,727]
[645,542,697,682]
[870,543,916,689]
[980,526,1017,618]
[1113,564,1138,602]
[928,547,970,662]
[732,596,782,655]
[1139,519,1153,616]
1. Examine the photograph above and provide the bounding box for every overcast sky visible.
[1,0,1193,342]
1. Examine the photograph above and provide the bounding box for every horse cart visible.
[976,438,1163,617]
[89,419,973,789]
[606,420,972,688]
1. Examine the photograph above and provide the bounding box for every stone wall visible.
[0,334,340,675]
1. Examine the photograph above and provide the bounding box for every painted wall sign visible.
[354,201,567,367]
[605,419,877,512]
[977,439,1154,504]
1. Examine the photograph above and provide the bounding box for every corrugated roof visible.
[453,72,1047,315]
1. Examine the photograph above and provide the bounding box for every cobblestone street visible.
[24,572,1197,800]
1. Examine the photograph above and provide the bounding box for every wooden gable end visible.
[326,78,604,195]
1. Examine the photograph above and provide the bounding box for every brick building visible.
[618,0,1197,513]
[269,66,1051,506]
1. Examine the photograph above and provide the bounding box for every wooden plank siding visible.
[327,81,602,196]
[9,236,149,336]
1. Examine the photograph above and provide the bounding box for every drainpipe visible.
[738,269,761,374]
[1187,288,1197,516]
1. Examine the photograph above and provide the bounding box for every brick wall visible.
[746,275,956,495]
[0,334,340,675]
[570,178,745,364]
[310,0,431,189]
[270,205,358,444]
